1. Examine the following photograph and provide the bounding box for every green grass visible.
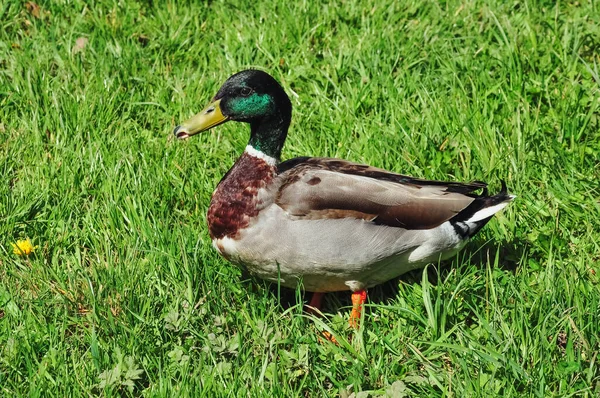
[1,0,599,396]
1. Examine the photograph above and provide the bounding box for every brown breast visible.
[207,152,276,240]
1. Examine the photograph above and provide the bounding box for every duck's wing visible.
[275,157,487,230]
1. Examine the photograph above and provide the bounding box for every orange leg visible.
[349,289,367,328]
[307,292,325,312]
[306,292,337,344]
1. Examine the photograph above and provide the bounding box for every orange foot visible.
[319,331,338,344]
[308,290,368,343]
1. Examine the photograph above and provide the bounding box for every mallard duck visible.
[173,70,514,326]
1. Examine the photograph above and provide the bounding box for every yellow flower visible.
[11,239,36,256]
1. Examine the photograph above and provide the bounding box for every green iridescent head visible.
[173,70,292,159]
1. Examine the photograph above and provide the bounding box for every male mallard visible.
[173,70,514,326]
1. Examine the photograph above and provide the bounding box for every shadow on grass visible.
[250,237,528,316]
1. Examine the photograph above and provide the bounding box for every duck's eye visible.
[240,87,253,97]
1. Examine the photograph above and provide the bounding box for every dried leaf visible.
[72,37,89,54]
[25,2,41,18]
[137,34,149,46]
[385,381,408,397]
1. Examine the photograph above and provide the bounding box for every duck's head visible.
[173,69,292,159]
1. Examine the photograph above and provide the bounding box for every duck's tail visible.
[450,181,515,238]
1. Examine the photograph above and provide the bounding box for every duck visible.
[173,69,514,327]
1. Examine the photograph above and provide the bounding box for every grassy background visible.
[1,0,599,396]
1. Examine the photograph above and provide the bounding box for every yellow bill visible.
[173,99,228,139]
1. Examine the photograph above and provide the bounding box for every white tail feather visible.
[466,196,515,223]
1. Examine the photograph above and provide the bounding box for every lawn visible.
[1,0,599,396]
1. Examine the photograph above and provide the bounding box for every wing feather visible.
[275,158,484,230]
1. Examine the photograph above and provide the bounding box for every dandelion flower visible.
[11,239,36,256]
